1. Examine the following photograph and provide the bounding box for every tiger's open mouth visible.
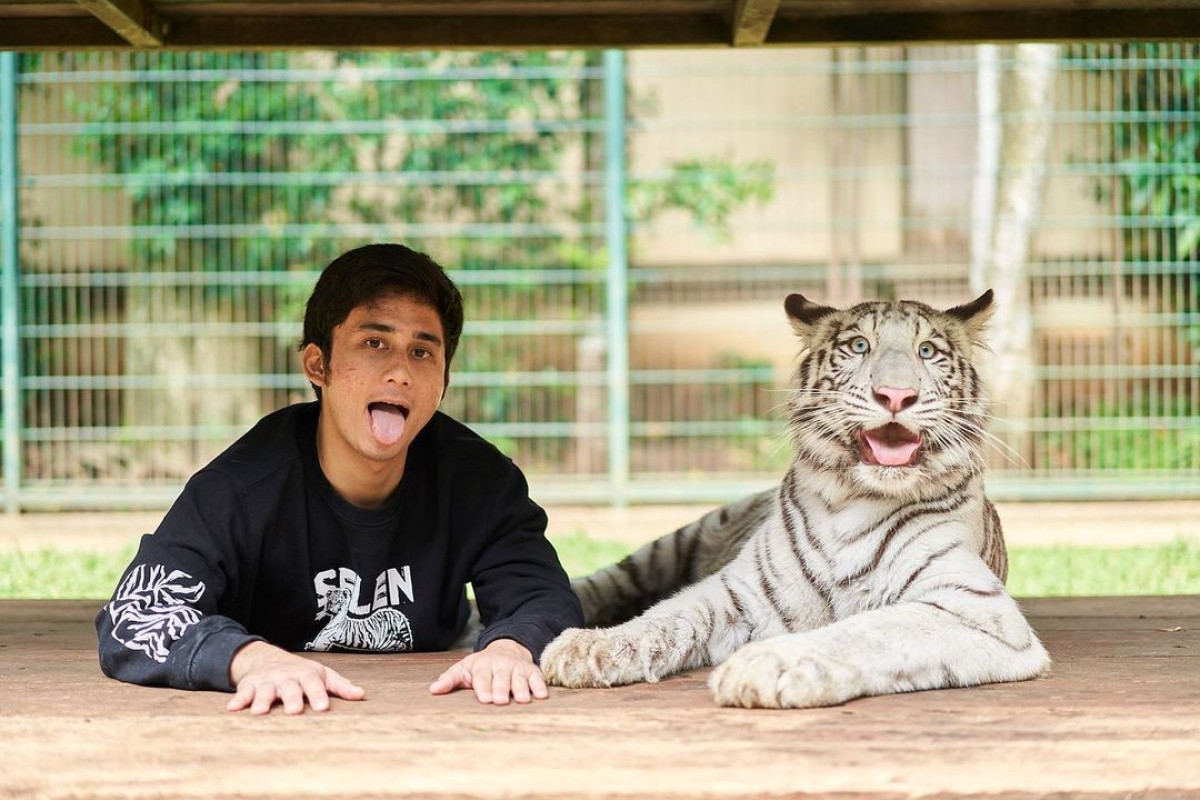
[858,423,922,467]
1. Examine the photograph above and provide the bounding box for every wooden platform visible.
[2,596,1198,800]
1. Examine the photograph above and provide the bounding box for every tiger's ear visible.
[785,293,837,340]
[944,289,995,339]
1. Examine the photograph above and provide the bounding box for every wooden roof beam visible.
[731,0,780,46]
[74,0,166,47]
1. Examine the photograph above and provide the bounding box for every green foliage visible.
[631,156,775,242]
[46,50,776,275]
[60,51,595,272]
[1076,44,1200,263]
[1074,44,1200,358]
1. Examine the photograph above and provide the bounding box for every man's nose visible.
[385,354,412,384]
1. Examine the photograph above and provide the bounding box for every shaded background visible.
[1,43,1197,512]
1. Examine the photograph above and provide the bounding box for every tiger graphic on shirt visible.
[306,569,414,652]
[541,290,1050,708]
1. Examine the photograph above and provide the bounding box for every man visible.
[96,243,583,714]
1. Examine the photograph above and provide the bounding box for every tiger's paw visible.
[541,626,654,688]
[709,640,859,709]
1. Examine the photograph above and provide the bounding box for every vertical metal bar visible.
[603,49,630,506]
[1,53,21,514]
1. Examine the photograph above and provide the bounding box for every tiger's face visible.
[784,291,995,499]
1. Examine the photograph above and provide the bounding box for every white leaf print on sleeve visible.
[106,564,207,663]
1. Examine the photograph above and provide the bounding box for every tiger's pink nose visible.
[874,386,918,413]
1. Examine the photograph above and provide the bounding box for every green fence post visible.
[0,53,20,514]
[603,49,630,507]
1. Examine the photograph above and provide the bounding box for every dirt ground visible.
[0,500,1196,554]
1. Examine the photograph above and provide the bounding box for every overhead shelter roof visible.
[2,0,1199,51]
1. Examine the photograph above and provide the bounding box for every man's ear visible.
[301,343,329,387]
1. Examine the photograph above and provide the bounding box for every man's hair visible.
[301,243,464,398]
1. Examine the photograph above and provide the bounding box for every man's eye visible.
[365,339,385,349]
[412,347,430,359]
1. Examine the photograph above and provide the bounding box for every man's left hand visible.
[429,639,548,705]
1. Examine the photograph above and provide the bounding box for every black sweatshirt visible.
[95,402,582,692]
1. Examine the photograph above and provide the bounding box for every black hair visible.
[301,243,464,398]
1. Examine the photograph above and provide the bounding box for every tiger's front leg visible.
[709,572,1050,708]
[542,571,757,688]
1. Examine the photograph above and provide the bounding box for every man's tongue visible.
[863,426,921,466]
[368,403,406,446]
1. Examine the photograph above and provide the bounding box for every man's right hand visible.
[227,641,366,715]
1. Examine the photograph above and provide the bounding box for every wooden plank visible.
[74,0,167,45]
[2,598,1199,799]
[1021,594,1200,618]
[731,0,780,46]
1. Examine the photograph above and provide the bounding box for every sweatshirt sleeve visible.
[469,462,583,661]
[95,470,263,691]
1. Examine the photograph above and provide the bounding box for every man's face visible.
[302,293,447,469]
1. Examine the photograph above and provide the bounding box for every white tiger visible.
[541,290,1050,708]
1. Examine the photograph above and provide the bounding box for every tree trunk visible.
[971,43,1059,469]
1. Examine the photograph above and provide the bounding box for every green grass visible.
[1007,539,1200,597]
[1,536,1197,599]
[0,545,136,600]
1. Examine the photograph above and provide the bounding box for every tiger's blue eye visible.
[918,341,936,359]
[850,337,870,354]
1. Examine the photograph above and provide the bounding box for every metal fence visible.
[0,44,1197,512]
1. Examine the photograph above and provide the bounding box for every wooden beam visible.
[767,8,1200,45]
[731,0,780,46]
[73,0,166,47]
[0,19,129,49]
[4,6,1200,51]
[144,14,733,50]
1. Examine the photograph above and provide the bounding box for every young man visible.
[95,243,583,714]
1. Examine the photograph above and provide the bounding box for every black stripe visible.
[721,575,749,629]
[890,541,960,602]
[754,533,795,629]
[917,600,1034,652]
[681,520,705,580]
[779,476,835,618]
[616,555,648,595]
[784,470,828,565]
[864,478,973,569]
